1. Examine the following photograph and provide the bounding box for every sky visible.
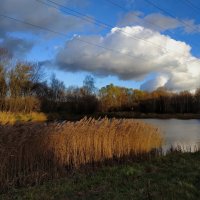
[1,0,200,91]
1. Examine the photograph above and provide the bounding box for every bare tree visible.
[50,73,65,102]
[83,75,96,95]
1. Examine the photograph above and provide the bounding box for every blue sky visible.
[1,0,200,91]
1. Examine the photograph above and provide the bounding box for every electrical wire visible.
[36,0,172,53]
[144,0,200,33]
[0,13,152,62]
[104,0,167,31]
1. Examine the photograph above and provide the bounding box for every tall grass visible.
[0,112,47,124]
[0,118,163,190]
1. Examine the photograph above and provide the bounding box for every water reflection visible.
[141,119,200,151]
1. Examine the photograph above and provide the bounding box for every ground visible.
[1,151,200,200]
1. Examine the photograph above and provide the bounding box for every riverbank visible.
[95,112,200,120]
[1,151,200,200]
[0,112,47,124]
[47,112,200,121]
[1,112,200,125]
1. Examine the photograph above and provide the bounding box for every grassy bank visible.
[1,111,200,125]
[1,151,200,200]
[95,112,200,120]
[0,112,47,124]
[45,112,200,121]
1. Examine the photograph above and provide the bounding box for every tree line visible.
[1,47,200,114]
[99,84,200,114]
[0,48,98,113]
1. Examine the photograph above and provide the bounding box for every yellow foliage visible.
[0,112,47,124]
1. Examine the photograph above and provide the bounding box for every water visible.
[140,119,200,151]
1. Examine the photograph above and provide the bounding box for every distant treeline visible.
[99,84,200,114]
[1,47,200,114]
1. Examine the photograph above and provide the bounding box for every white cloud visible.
[56,25,200,91]
[0,0,89,35]
[141,76,168,91]
[118,12,200,33]
[0,36,34,57]
[0,0,90,56]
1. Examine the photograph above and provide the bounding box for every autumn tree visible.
[99,84,134,112]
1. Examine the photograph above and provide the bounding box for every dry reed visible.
[0,112,47,124]
[0,118,163,190]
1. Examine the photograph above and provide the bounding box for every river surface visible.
[140,119,200,151]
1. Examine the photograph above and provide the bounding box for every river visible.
[140,119,200,151]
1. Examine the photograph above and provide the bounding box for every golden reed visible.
[0,118,162,189]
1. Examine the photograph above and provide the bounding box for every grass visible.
[1,111,199,125]
[95,112,200,119]
[0,112,47,124]
[1,151,200,200]
[0,118,162,190]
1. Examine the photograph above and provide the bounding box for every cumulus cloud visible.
[55,25,200,91]
[0,35,34,57]
[0,0,90,56]
[141,76,168,91]
[118,12,200,33]
[0,0,88,35]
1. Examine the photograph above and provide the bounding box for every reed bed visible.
[0,112,47,124]
[0,118,163,190]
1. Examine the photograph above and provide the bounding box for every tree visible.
[83,75,96,95]
[99,84,133,112]
[178,91,193,113]
[0,48,11,65]
[8,63,33,97]
[195,88,200,113]
[0,66,7,98]
[0,48,9,98]
[50,73,65,102]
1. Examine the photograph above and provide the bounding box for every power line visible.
[183,0,200,13]
[144,0,200,33]
[35,0,108,28]
[104,0,127,12]
[36,0,116,29]
[37,0,200,58]
[0,13,152,62]
[36,0,172,53]
[105,0,200,50]
[0,14,67,37]
[104,0,167,31]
